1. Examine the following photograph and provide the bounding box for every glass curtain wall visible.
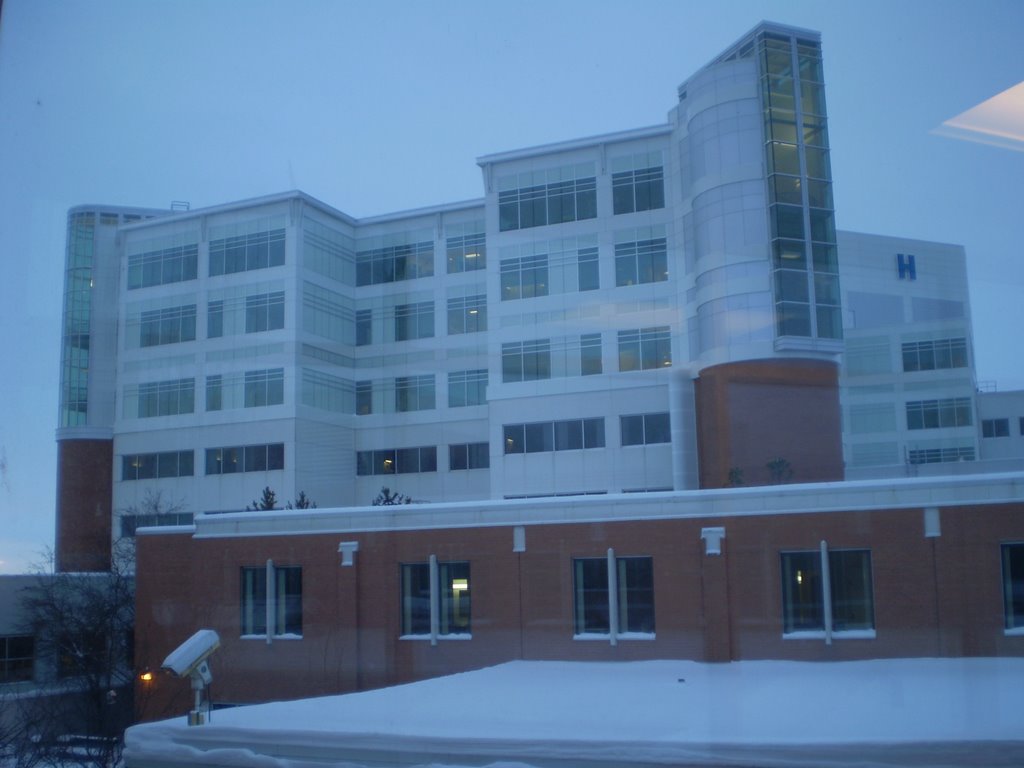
[59,212,96,426]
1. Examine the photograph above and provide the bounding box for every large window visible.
[501,255,548,301]
[401,560,470,638]
[120,511,194,537]
[207,369,284,411]
[245,368,284,408]
[902,337,968,372]
[618,327,672,371]
[395,375,435,412]
[205,443,284,474]
[394,302,434,341]
[139,304,196,347]
[620,413,671,446]
[447,231,486,273]
[209,228,285,276]
[1002,543,1024,632]
[502,339,551,383]
[356,309,372,346]
[128,243,198,289]
[615,238,668,286]
[498,167,597,231]
[612,166,665,215]
[504,418,605,454]
[573,554,654,637]
[0,636,34,683]
[356,446,437,476]
[580,333,602,375]
[448,369,487,407]
[245,292,285,333]
[122,450,194,481]
[780,548,874,637]
[905,398,972,430]
[447,295,487,334]
[131,378,195,418]
[983,418,1010,438]
[449,442,489,470]
[356,241,433,286]
[241,564,302,638]
[907,446,974,464]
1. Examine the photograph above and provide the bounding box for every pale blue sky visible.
[1,0,1021,572]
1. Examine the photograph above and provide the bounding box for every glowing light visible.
[796,570,803,585]
[140,671,154,682]
[452,578,468,592]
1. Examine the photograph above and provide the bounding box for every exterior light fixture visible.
[140,671,154,682]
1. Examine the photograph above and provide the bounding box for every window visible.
[618,327,672,371]
[356,446,437,475]
[907,446,974,464]
[983,418,1010,438]
[394,301,434,341]
[905,398,973,430]
[447,295,487,334]
[205,443,284,474]
[502,339,551,382]
[245,292,285,333]
[577,246,599,291]
[356,380,372,415]
[501,255,548,301]
[356,241,433,286]
[133,378,194,418]
[207,300,224,338]
[573,554,655,637]
[139,304,196,347]
[504,418,605,454]
[128,243,198,289]
[498,169,597,231]
[244,368,284,408]
[902,337,967,372]
[1,636,34,683]
[449,442,489,470]
[580,333,602,375]
[209,228,285,276]
[401,560,470,638]
[395,375,435,412]
[780,548,874,637]
[447,231,486,273]
[620,413,671,446]
[1002,543,1024,632]
[612,166,665,214]
[448,369,487,407]
[120,511,194,537]
[615,238,668,286]
[355,309,372,346]
[241,564,302,637]
[122,450,194,481]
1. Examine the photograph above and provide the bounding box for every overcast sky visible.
[1,0,1021,573]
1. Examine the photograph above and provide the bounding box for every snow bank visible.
[124,658,1024,768]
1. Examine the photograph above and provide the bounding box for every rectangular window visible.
[500,255,549,301]
[781,548,874,636]
[580,333,602,375]
[133,378,195,418]
[356,446,437,476]
[447,295,487,335]
[400,560,470,637]
[612,166,665,215]
[573,554,655,636]
[356,241,434,286]
[244,368,284,408]
[207,300,224,339]
[240,564,301,637]
[394,301,434,341]
[577,246,599,291]
[982,418,1010,438]
[0,635,34,683]
[395,375,435,412]
[503,418,604,454]
[449,442,489,471]
[502,339,551,383]
[120,511,194,538]
[356,380,372,415]
[139,305,197,347]
[209,228,285,277]
[448,369,487,407]
[245,292,285,334]
[122,450,194,481]
[618,327,672,371]
[901,337,968,372]
[206,443,284,475]
[905,398,973,430]
[615,238,668,286]
[128,243,198,289]
[498,171,597,232]
[907,446,975,464]
[355,309,372,346]
[620,413,671,446]
[1002,543,1024,632]
[446,231,486,273]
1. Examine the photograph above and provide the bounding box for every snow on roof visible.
[124,658,1024,768]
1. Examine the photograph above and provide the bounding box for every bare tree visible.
[8,542,136,768]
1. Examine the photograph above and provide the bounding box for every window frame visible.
[240,563,302,639]
[572,551,655,642]
[780,545,875,640]
[400,558,471,641]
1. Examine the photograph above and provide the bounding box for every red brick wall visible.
[134,502,1024,720]
[55,439,112,572]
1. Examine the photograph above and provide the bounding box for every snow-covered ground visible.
[123,658,1024,768]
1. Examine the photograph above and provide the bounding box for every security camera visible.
[162,629,220,682]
